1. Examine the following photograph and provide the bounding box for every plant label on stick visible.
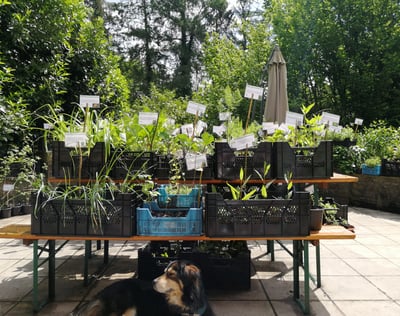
[195,120,207,136]
[354,118,363,126]
[186,101,206,115]
[285,111,304,126]
[321,112,340,126]
[79,95,100,108]
[244,84,263,100]
[219,112,231,121]
[329,125,342,133]
[181,123,194,136]
[262,122,279,134]
[65,132,88,148]
[3,184,14,192]
[213,124,226,137]
[185,153,208,171]
[229,134,255,150]
[139,112,158,125]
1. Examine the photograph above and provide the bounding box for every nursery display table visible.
[0,224,355,315]
[0,173,358,314]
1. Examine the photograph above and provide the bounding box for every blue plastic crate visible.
[361,164,381,176]
[157,185,202,208]
[136,201,202,236]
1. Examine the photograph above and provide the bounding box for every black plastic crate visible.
[154,154,214,180]
[215,141,274,180]
[138,241,251,290]
[205,191,310,237]
[154,154,173,179]
[31,192,137,237]
[274,141,333,179]
[52,141,106,179]
[181,154,215,180]
[381,159,400,177]
[31,194,86,236]
[321,197,348,222]
[110,150,156,179]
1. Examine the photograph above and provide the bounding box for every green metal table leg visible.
[316,242,321,287]
[84,240,91,286]
[293,240,300,299]
[303,240,310,314]
[104,240,109,264]
[33,240,40,312]
[48,240,56,301]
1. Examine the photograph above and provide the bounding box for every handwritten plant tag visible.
[285,111,303,126]
[219,112,231,121]
[262,122,279,134]
[139,112,158,125]
[212,124,226,137]
[195,120,207,136]
[79,95,100,108]
[185,153,208,171]
[64,132,88,148]
[321,112,340,126]
[229,134,255,150]
[3,184,14,192]
[187,101,206,115]
[181,123,194,136]
[244,84,264,100]
[354,118,363,126]
[277,123,290,134]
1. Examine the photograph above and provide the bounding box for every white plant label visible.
[321,112,340,126]
[139,112,158,125]
[229,134,255,150]
[219,112,231,121]
[262,122,279,134]
[64,132,88,148]
[329,125,343,133]
[3,184,14,192]
[285,111,304,126]
[79,95,100,108]
[185,153,208,171]
[181,123,194,136]
[212,124,226,137]
[244,84,263,100]
[187,101,206,115]
[354,118,363,125]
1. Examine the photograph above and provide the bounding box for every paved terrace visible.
[0,206,400,315]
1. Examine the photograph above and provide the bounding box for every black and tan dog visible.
[71,260,214,316]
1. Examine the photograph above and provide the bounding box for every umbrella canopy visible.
[263,45,289,124]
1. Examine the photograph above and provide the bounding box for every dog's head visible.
[153,260,207,315]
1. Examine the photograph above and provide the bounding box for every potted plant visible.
[266,103,333,179]
[33,103,109,180]
[31,160,137,236]
[361,156,381,176]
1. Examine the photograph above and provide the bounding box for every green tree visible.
[105,0,233,98]
[199,14,272,124]
[270,0,400,125]
[0,0,128,115]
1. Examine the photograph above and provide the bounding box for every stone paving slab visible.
[1,207,400,315]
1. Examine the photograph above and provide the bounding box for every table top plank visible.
[0,224,355,241]
[47,173,358,185]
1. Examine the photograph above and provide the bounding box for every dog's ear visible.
[181,263,206,310]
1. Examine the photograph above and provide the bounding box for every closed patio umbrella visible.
[263,45,289,124]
